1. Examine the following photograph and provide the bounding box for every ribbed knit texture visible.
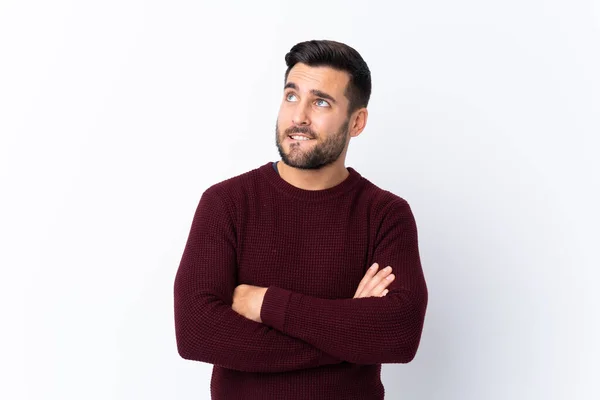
[174,161,428,400]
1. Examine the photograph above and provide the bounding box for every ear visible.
[349,108,368,138]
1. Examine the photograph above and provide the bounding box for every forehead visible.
[286,63,350,96]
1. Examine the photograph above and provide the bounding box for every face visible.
[275,63,353,170]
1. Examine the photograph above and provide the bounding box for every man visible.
[174,39,428,400]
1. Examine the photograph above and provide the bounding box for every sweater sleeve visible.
[173,187,343,373]
[260,198,428,365]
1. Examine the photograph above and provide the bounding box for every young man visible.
[174,39,428,400]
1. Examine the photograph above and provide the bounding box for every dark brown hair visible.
[284,40,371,116]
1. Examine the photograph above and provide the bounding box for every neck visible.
[276,160,350,191]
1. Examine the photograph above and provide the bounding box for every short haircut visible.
[284,40,372,115]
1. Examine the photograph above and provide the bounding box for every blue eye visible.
[315,99,330,107]
[286,93,297,101]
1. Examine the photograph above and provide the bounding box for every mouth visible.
[287,134,314,142]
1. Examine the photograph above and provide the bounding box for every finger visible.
[354,263,379,298]
[375,266,392,278]
[361,266,392,296]
[372,273,395,296]
[354,263,378,298]
[360,274,393,298]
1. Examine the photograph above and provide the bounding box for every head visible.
[275,40,371,170]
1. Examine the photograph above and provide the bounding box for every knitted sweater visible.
[174,161,428,400]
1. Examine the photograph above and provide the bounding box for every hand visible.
[353,263,394,298]
[232,284,268,323]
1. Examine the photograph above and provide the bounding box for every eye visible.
[285,92,298,102]
[315,99,330,107]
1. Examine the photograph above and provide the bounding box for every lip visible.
[287,134,314,141]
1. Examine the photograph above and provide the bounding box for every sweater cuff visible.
[260,286,293,332]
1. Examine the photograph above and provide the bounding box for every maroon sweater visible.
[174,161,428,399]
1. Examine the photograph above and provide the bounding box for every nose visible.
[292,103,310,126]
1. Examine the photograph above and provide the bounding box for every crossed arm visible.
[231,262,395,323]
[174,188,427,371]
[174,188,343,373]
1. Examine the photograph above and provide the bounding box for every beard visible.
[275,119,350,170]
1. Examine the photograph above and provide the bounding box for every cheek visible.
[276,119,287,135]
[311,117,333,134]
[277,108,302,130]
[278,106,295,123]
[329,115,348,132]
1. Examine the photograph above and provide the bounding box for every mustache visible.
[283,126,317,138]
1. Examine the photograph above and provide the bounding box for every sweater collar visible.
[259,161,363,201]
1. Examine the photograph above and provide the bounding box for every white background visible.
[1,1,599,399]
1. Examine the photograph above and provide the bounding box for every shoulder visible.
[356,174,411,215]
[199,162,270,210]
[355,176,418,239]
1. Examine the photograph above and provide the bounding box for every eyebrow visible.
[284,82,337,104]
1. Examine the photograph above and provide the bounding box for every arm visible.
[173,187,342,373]
[259,199,428,365]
